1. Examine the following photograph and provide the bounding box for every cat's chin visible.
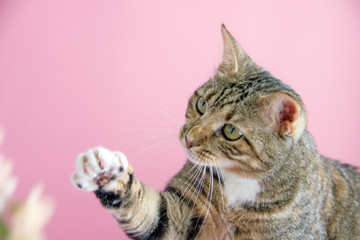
[186,150,254,175]
[185,149,226,168]
[186,151,202,165]
[186,150,212,167]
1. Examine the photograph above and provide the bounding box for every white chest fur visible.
[222,172,261,206]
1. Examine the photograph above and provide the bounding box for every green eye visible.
[223,124,243,141]
[196,97,207,114]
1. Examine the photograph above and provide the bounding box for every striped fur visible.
[72,25,360,239]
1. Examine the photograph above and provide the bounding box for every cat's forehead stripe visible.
[212,87,230,104]
[214,88,249,108]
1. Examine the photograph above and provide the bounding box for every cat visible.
[71,25,360,239]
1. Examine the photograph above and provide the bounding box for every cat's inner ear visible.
[218,24,256,75]
[260,92,305,138]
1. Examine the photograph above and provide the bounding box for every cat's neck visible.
[260,131,319,200]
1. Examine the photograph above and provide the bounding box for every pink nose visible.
[185,136,195,148]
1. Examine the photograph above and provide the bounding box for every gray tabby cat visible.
[71,25,360,239]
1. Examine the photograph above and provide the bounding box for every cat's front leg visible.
[71,147,164,239]
[71,147,221,240]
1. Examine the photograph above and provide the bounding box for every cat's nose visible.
[185,135,198,149]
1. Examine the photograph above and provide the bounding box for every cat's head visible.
[180,25,307,178]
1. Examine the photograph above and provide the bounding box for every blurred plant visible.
[0,128,54,240]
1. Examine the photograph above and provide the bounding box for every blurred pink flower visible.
[8,184,54,240]
[0,128,17,214]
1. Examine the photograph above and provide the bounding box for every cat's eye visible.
[196,97,207,114]
[223,124,243,141]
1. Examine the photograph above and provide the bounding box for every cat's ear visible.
[259,92,306,139]
[218,24,256,74]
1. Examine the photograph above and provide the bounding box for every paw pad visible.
[71,147,128,192]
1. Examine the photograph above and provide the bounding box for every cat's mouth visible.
[186,149,215,167]
[186,150,201,165]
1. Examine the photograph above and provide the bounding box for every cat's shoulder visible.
[320,155,360,185]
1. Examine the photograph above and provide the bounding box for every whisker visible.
[189,163,207,217]
[180,163,199,180]
[172,165,199,198]
[134,120,180,127]
[128,138,177,157]
[214,162,225,211]
[125,134,178,144]
[136,96,182,127]
[179,155,207,204]
[187,156,206,204]
[194,162,208,213]
[186,164,204,207]
[120,127,178,132]
[194,162,210,240]
[195,163,214,240]
[178,165,203,203]
[202,44,217,89]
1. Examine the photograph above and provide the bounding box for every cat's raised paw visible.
[71,147,130,192]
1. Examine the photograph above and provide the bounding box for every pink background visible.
[0,0,359,239]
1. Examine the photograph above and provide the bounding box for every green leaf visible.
[0,216,9,240]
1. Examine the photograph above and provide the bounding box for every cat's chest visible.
[222,172,261,207]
